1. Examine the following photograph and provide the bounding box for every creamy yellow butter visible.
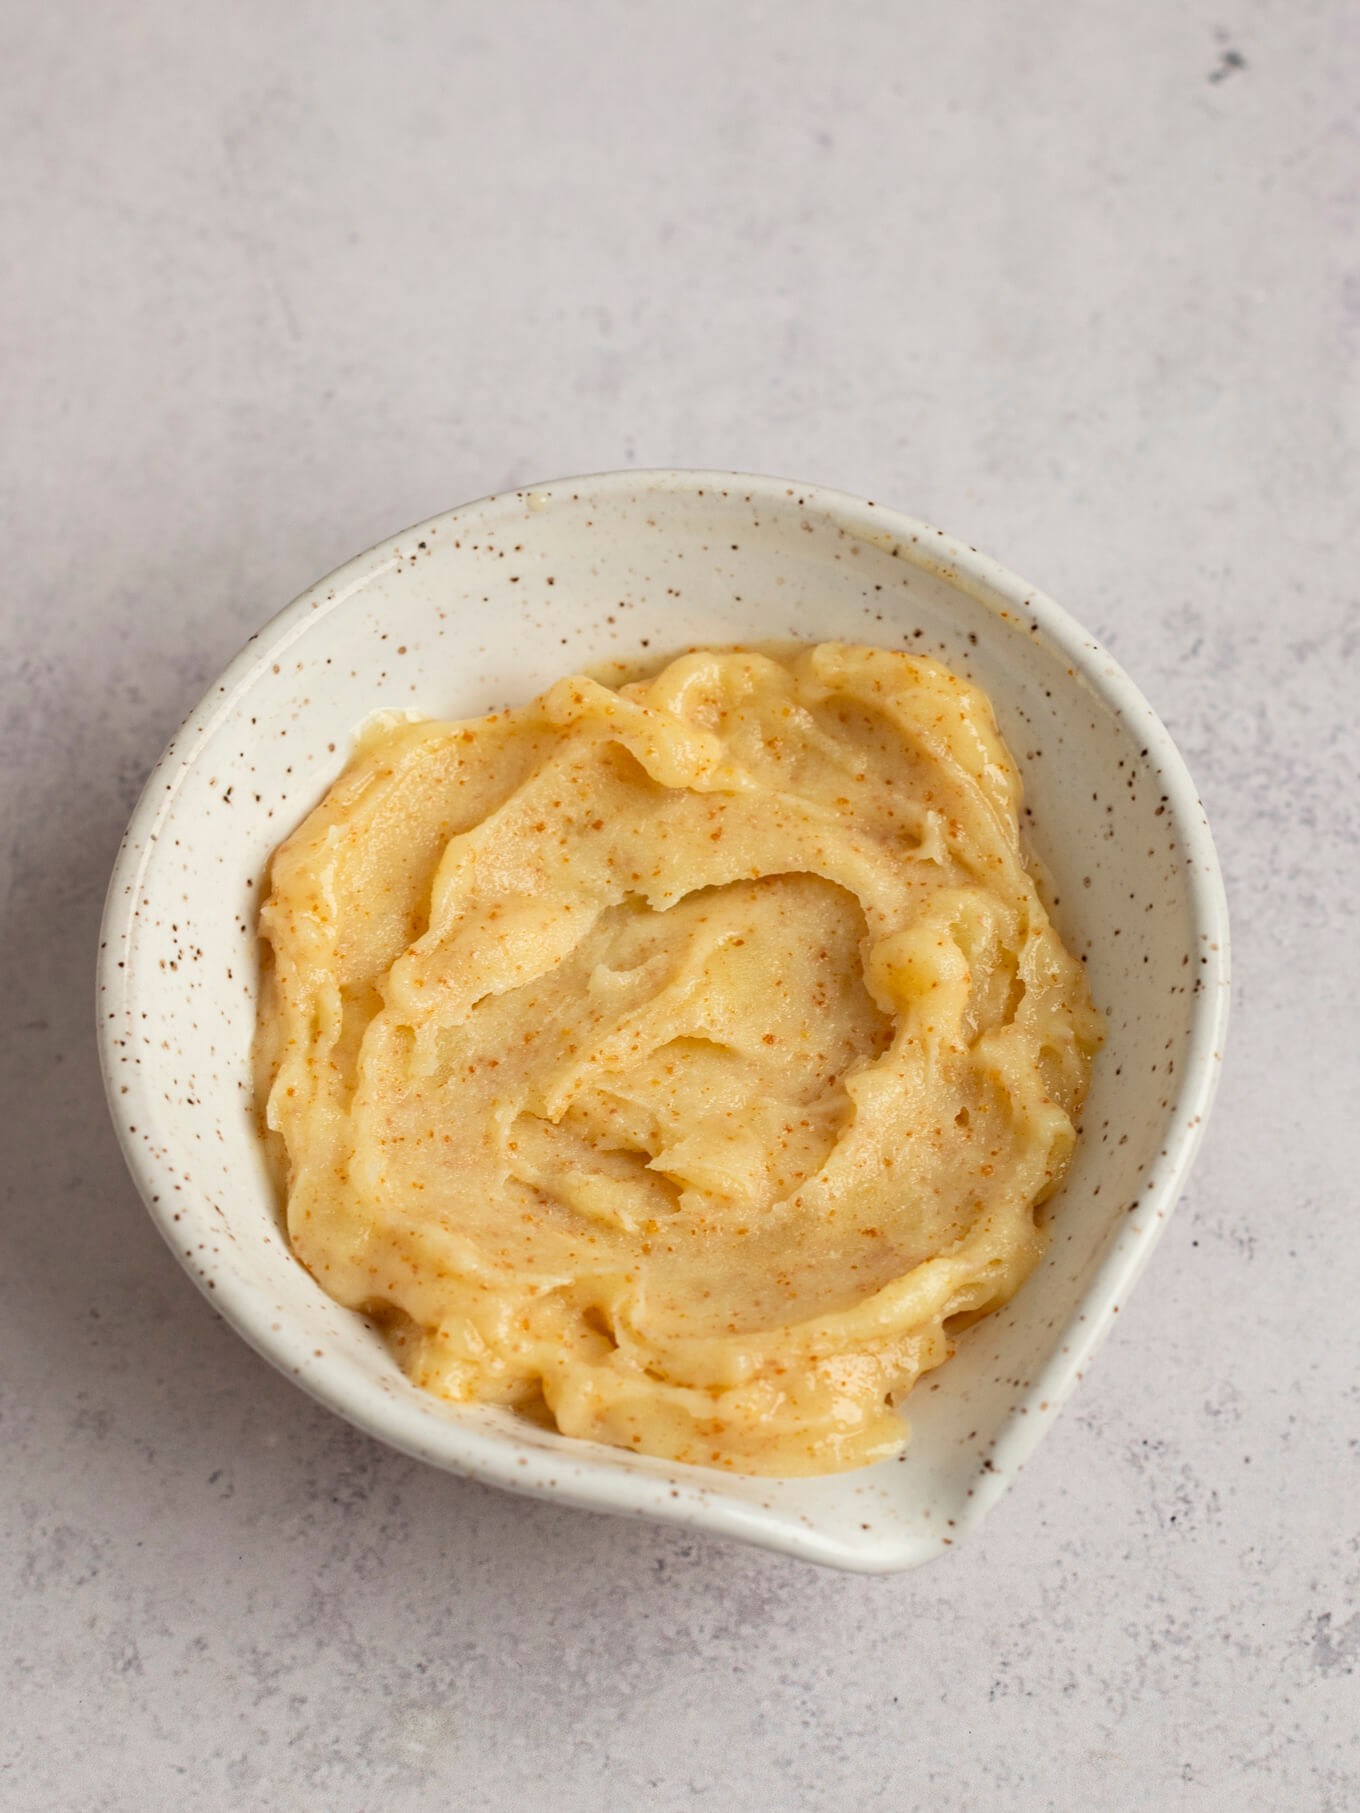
[256,643,1102,1475]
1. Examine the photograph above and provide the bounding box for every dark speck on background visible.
[1208,44,1247,84]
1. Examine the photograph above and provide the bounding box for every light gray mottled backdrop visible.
[2,4,1356,1810]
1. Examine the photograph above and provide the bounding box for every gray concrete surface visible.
[2,3,1356,1808]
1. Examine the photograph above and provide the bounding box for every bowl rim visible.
[96,468,1231,1572]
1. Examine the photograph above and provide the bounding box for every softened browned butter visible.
[256,643,1103,1474]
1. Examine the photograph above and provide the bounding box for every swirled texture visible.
[256,643,1103,1475]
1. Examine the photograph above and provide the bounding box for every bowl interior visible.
[99,473,1226,1570]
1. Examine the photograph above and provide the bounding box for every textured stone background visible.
[2,4,1356,1809]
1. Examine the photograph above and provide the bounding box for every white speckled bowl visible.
[97,471,1229,1573]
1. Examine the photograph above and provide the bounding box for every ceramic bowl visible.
[97,470,1230,1572]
